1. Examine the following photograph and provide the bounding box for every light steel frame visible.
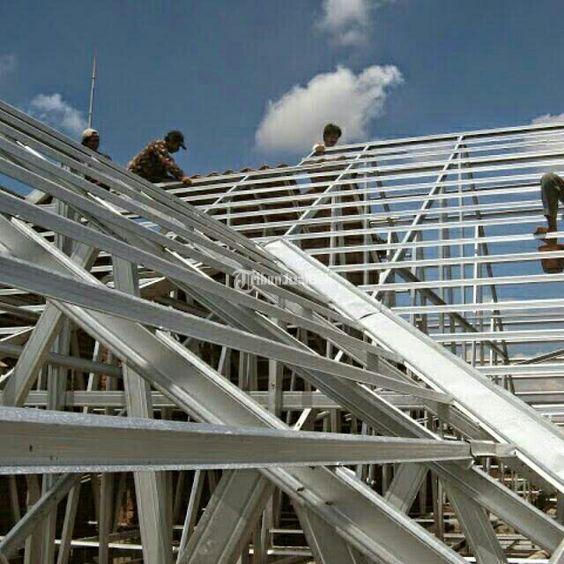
[0,99,562,562]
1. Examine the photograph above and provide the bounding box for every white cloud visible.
[317,0,394,46]
[531,113,564,126]
[0,54,16,78]
[255,64,403,154]
[527,114,564,166]
[28,93,87,137]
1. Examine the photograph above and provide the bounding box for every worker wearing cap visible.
[80,128,111,188]
[128,130,192,185]
[81,128,111,159]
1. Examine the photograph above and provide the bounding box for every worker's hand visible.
[313,144,326,154]
[181,176,192,186]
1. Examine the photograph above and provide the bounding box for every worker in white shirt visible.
[313,123,342,155]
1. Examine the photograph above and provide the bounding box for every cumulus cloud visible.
[0,54,16,78]
[317,0,394,46]
[28,93,87,136]
[255,64,403,154]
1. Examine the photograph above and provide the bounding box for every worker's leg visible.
[540,172,564,232]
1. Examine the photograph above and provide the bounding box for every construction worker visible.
[79,128,111,188]
[536,172,564,235]
[128,130,192,185]
[81,128,111,159]
[536,172,564,273]
[313,123,342,155]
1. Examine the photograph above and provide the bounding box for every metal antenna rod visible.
[87,55,96,128]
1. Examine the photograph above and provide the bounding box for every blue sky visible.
[1,0,564,175]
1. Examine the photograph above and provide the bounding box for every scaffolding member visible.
[128,130,192,185]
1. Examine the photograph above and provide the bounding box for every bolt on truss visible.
[0,99,563,562]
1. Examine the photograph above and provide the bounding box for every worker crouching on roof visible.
[128,130,192,186]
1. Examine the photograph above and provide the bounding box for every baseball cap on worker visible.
[81,128,99,142]
[165,130,187,150]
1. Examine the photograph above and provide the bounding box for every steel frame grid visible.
[0,99,562,563]
[173,122,564,422]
